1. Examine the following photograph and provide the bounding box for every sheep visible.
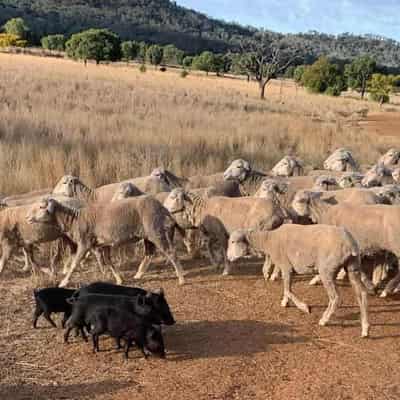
[292,191,400,297]
[0,201,73,276]
[271,156,304,177]
[323,148,359,172]
[226,226,369,337]
[1,175,92,207]
[378,148,400,167]
[362,164,395,188]
[371,185,400,205]
[337,172,364,189]
[26,196,186,287]
[163,188,284,275]
[95,168,185,202]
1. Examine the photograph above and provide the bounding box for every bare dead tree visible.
[240,32,302,100]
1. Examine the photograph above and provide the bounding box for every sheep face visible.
[324,149,357,172]
[313,175,337,191]
[392,168,400,183]
[227,230,251,262]
[164,188,186,214]
[379,149,400,167]
[362,165,389,188]
[291,191,313,218]
[112,183,142,201]
[255,179,288,198]
[53,175,90,197]
[223,159,251,182]
[26,199,56,224]
[271,156,303,177]
[338,173,363,189]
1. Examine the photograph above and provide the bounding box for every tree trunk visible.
[84,59,87,67]
[259,80,267,100]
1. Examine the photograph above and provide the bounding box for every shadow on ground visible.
[165,319,309,360]
[0,380,132,400]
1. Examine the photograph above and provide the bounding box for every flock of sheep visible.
[4,147,400,339]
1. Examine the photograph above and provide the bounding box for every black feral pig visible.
[73,282,175,326]
[88,307,166,359]
[64,293,158,343]
[33,288,76,328]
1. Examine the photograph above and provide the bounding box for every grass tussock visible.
[0,53,399,194]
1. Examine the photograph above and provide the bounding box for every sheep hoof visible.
[380,291,388,298]
[59,279,68,288]
[309,276,321,286]
[280,299,289,308]
[318,319,327,326]
[133,273,143,280]
[361,327,370,338]
[178,279,185,286]
[115,277,123,285]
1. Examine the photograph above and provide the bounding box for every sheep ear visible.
[244,160,251,171]
[157,288,165,296]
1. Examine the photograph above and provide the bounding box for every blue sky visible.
[176,0,400,41]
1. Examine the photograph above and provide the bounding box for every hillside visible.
[0,0,256,53]
[1,0,400,68]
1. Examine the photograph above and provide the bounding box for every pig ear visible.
[137,295,145,306]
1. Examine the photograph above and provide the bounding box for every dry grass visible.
[1,53,400,194]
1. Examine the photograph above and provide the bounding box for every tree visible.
[66,29,121,65]
[163,44,184,65]
[301,57,346,96]
[239,32,301,99]
[147,44,163,67]
[41,34,66,51]
[4,18,29,40]
[138,42,147,63]
[0,33,27,48]
[293,65,305,84]
[213,53,231,76]
[345,56,376,99]
[182,56,194,69]
[230,53,252,81]
[121,40,140,62]
[192,51,216,75]
[368,73,393,105]
[284,65,296,79]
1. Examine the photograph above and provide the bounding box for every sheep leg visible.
[59,243,88,288]
[262,255,273,280]
[222,251,232,276]
[166,252,186,285]
[269,265,281,281]
[318,271,340,326]
[93,248,107,276]
[102,247,123,285]
[281,267,310,313]
[347,268,370,338]
[336,268,347,280]
[309,274,321,285]
[22,248,31,272]
[0,239,14,275]
[134,255,153,280]
[380,266,400,298]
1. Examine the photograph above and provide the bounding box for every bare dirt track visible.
[1,257,400,400]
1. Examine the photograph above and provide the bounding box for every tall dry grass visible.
[0,53,399,194]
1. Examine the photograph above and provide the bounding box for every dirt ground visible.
[1,255,400,400]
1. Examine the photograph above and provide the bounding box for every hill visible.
[1,0,400,68]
